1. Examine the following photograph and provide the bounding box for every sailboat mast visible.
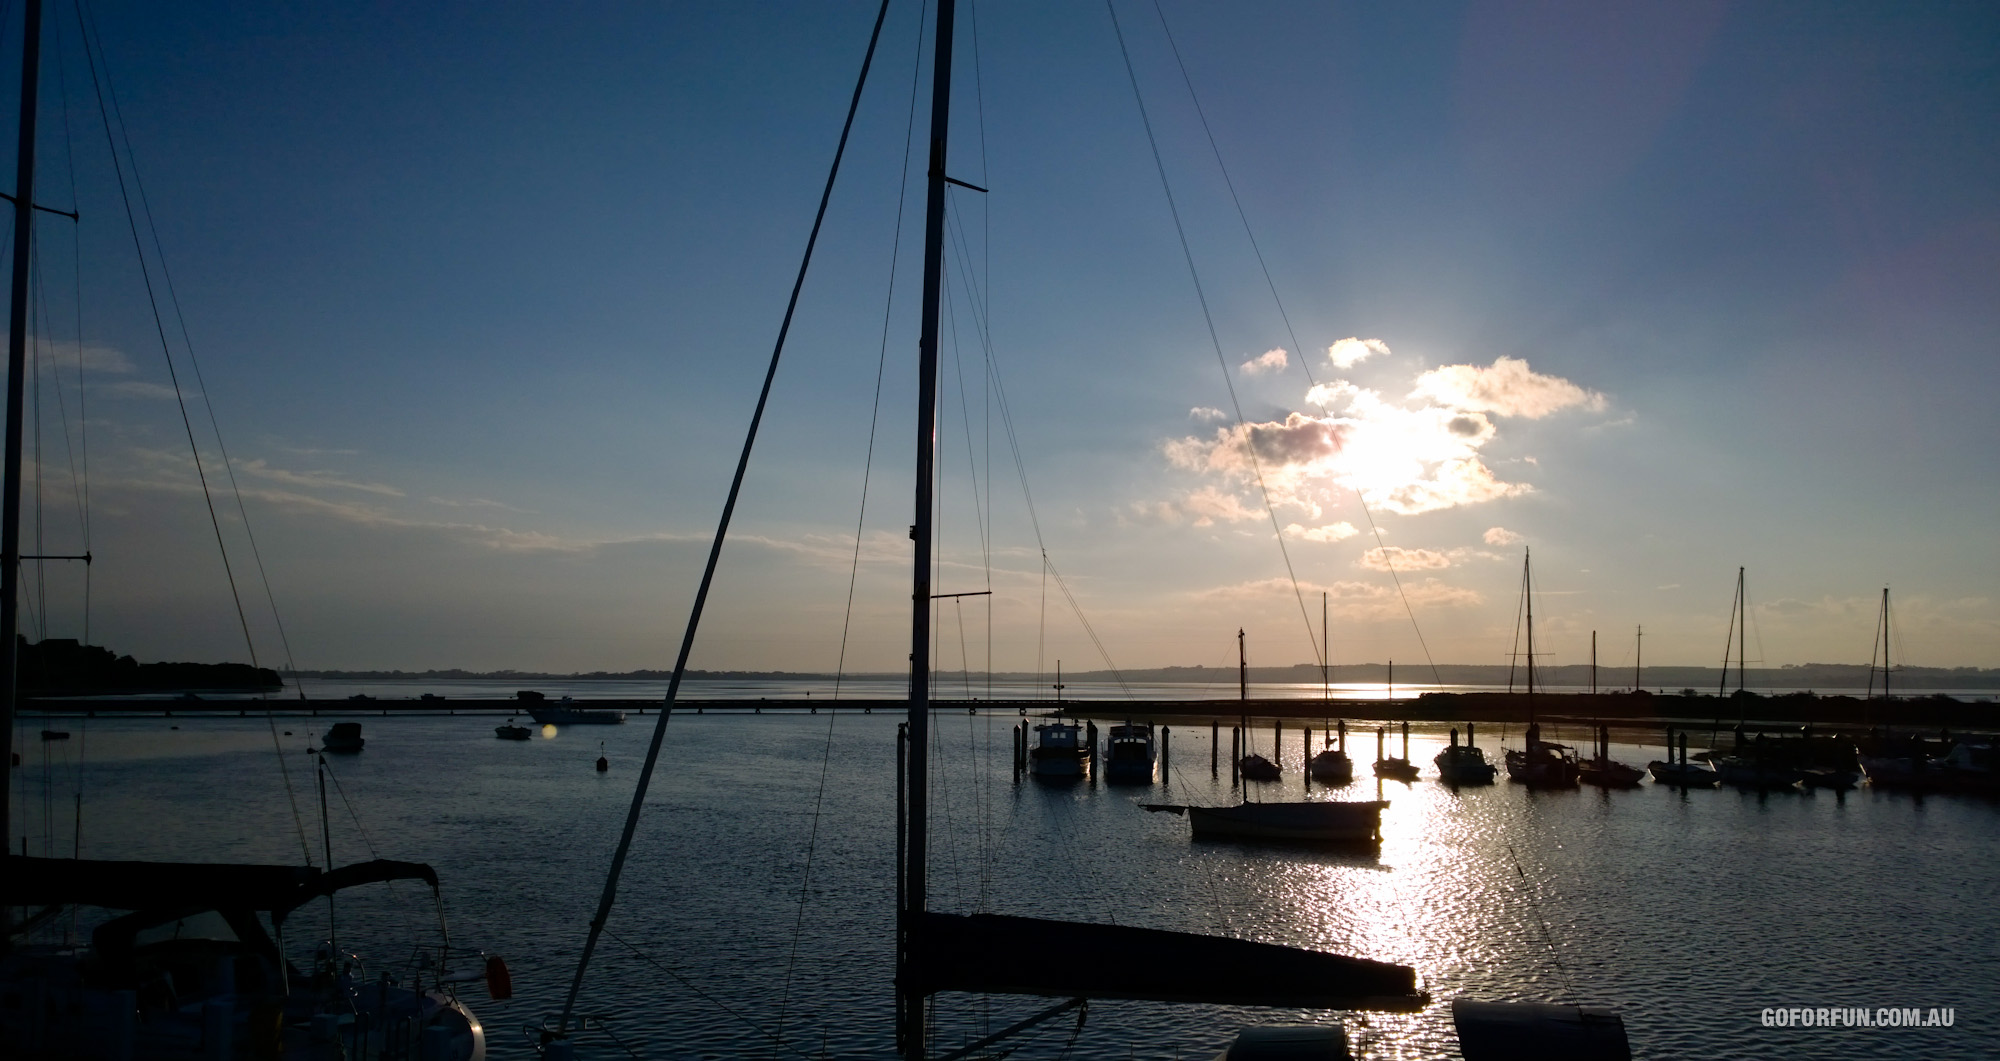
[1524,549,1535,721]
[903,0,956,1053]
[1321,592,1328,705]
[1238,627,1246,701]
[0,0,45,859]
[1882,586,1891,701]
[1635,625,1642,692]
[1737,567,1747,694]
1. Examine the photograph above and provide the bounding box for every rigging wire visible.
[71,0,312,865]
[1144,0,1445,688]
[556,0,893,1033]
[75,0,307,698]
[1101,0,1320,664]
[940,190,1130,695]
[783,6,925,1044]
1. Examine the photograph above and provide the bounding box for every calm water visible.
[11,711,1995,1059]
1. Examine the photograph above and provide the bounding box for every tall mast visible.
[1882,586,1891,701]
[1321,592,1328,706]
[1634,625,1642,692]
[0,0,45,861]
[1736,567,1747,694]
[1524,549,1535,720]
[902,0,956,1053]
[1237,627,1246,702]
[1590,629,1597,695]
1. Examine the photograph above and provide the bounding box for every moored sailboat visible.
[1502,550,1579,789]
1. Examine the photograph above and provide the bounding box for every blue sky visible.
[5,1,1997,676]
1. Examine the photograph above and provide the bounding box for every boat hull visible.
[1308,750,1353,783]
[1187,800,1387,843]
[1646,761,1719,787]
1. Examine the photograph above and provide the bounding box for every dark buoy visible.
[596,742,609,773]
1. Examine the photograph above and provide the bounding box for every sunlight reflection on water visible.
[13,711,1996,1060]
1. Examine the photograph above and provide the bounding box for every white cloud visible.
[1358,546,1455,572]
[1181,485,1260,526]
[236,459,405,497]
[1328,337,1391,369]
[1162,345,1609,521]
[1410,356,1605,418]
[35,340,138,375]
[104,381,189,401]
[1284,521,1359,543]
[1239,348,1289,375]
[1189,406,1228,422]
[1483,526,1524,546]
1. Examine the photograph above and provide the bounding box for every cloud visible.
[1410,356,1605,418]
[1189,406,1228,422]
[1193,575,1483,616]
[1284,521,1358,543]
[35,340,138,375]
[236,459,406,497]
[1327,337,1391,369]
[104,381,190,401]
[1181,485,1261,526]
[1239,348,1289,375]
[1162,346,1610,520]
[1484,526,1524,546]
[1358,546,1455,571]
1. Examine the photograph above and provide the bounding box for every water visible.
[105,675,2000,702]
[12,711,1995,1059]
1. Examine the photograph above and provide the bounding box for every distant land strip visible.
[292,663,2000,691]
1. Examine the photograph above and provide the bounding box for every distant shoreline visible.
[290,663,2000,691]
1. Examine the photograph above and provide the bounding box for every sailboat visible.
[1309,718,1355,783]
[1707,569,1803,790]
[1373,721,1420,781]
[0,6,492,1057]
[1502,550,1579,788]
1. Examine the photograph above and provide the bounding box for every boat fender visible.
[485,955,514,1001]
[596,755,609,772]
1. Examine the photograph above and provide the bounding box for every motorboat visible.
[320,722,365,753]
[495,721,532,741]
[1029,720,1093,779]
[1434,725,1497,785]
[1102,722,1156,784]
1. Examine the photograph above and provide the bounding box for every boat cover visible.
[1,855,437,915]
[909,912,1425,1010]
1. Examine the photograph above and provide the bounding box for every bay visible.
[13,709,1994,1059]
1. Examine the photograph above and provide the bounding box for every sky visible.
[1,1,1996,677]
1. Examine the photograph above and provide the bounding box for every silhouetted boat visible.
[1309,719,1355,784]
[1029,720,1094,779]
[1145,798,1387,844]
[1237,752,1281,782]
[495,721,532,741]
[1434,725,1497,785]
[1102,722,1156,784]
[1502,551,1578,788]
[1578,724,1644,788]
[1647,727,1717,787]
[1374,722,1420,781]
[320,721,365,753]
